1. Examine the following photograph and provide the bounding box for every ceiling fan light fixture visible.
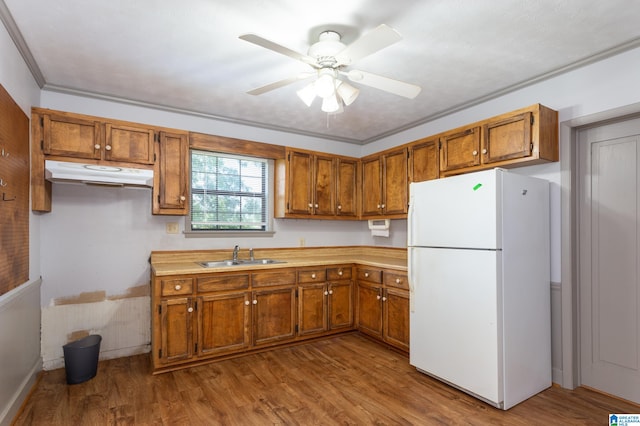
[296,82,316,107]
[336,81,359,106]
[315,68,337,98]
[321,93,341,113]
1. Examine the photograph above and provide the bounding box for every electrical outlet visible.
[166,222,179,234]
[299,237,305,247]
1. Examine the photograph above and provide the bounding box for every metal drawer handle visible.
[187,307,193,313]
[395,278,401,284]
[365,272,369,278]
[338,270,343,276]
[174,284,182,291]
[311,273,316,279]
[245,300,250,306]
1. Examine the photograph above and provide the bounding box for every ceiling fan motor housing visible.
[308,31,346,67]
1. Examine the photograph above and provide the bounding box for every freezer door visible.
[409,246,502,405]
[409,168,499,249]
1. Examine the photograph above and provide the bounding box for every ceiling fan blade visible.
[334,24,402,66]
[239,34,319,67]
[247,73,313,96]
[345,70,421,99]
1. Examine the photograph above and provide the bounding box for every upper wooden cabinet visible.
[409,137,439,183]
[439,104,558,175]
[41,112,155,165]
[361,147,408,218]
[104,123,155,165]
[277,148,358,219]
[153,131,189,215]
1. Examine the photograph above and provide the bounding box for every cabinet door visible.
[313,154,336,215]
[409,138,439,182]
[361,156,382,216]
[198,292,250,356]
[42,114,101,160]
[382,148,408,215]
[105,123,155,164]
[440,126,481,172]
[252,287,296,346]
[328,280,353,330]
[298,283,328,336]
[336,158,358,217]
[483,111,532,163]
[287,150,313,215]
[383,287,410,352]
[159,297,194,363]
[153,131,189,215]
[356,282,383,337]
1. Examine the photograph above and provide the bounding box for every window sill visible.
[183,230,276,238]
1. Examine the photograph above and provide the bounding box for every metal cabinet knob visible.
[252,300,257,305]
[377,204,381,209]
[382,297,387,302]
[482,148,487,154]
[324,291,329,296]
[105,145,112,151]
[337,205,342,210]
[94,144,101,150]
[338,270,343,276]
[187,307,193,313]
[308,203,313,208]
[364,272,369,278]
[174,284,182,291]
[472,150,478,156]
[395,278,401,284]
[245,300,250,306]
[381,204,385,209]
[180,196,186,201]
[314,204,318,208]
[328,290,333,295]
[376,295,381,300]
[311,273,316,279]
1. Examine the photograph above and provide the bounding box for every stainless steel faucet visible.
[232,245,239,262]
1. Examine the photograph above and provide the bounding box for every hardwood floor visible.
[13,333,640,425]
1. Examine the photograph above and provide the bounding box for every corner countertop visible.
[150,246,407,276]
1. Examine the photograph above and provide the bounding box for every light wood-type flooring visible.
[13,333,640,425]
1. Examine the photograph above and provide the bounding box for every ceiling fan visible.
[239,24,422,114]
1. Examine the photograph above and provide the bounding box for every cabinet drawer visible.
[251,269,297,287]
[161,278,193,296]
[384,271,408,289]
[197,274,249,293]
[298,268,327,283]
[356,268,382,284]
[327,265,352,281]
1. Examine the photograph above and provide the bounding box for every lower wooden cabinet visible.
[198,291,251,357]
[151,264,360,373]
[356,267,409,352]
[252,287,297,347]
[298,265,354,336]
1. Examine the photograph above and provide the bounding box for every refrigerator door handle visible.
[407,191,415,247]
[408,248,417,312]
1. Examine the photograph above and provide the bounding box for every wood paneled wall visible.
[0,84,29,294]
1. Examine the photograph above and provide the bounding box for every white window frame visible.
[184,150,275,238]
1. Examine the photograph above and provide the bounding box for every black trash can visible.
[63,334,102,384]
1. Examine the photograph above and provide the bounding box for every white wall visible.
[0,15,42,426]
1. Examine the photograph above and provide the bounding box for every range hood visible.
[45,160,154,187]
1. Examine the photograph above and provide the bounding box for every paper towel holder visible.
[368,219,390,231]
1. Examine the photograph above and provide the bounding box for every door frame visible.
[560,101,640,389]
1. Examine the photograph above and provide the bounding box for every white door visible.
[409,246,501,405]
[578,116,640,403]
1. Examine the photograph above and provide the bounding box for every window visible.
[186,150,274,235]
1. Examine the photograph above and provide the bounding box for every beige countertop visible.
[151,246,407,276]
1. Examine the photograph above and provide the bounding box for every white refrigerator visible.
[407,168,551,410]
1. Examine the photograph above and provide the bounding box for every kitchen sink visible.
[198,259,286,268]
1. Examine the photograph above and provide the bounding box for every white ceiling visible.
[3,0,640,144]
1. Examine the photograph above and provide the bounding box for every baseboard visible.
[0,357,42,426]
